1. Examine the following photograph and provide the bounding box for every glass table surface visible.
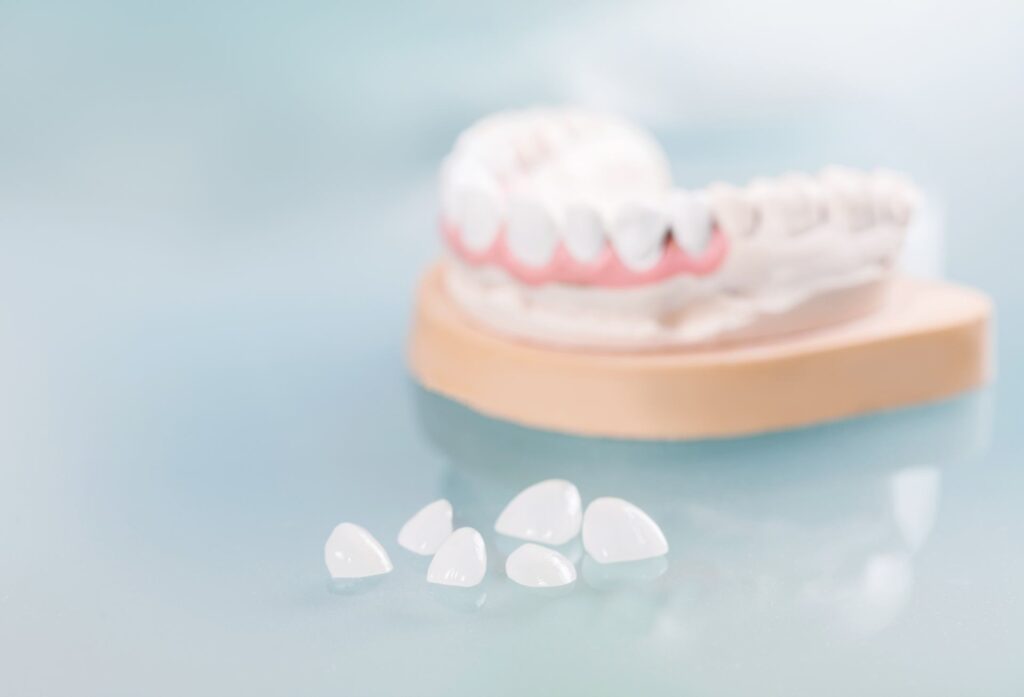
[1,2,1022,695]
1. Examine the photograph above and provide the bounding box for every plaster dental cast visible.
[409,107,990,439]
[438,107,915,349]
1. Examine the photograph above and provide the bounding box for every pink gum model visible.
[441,220,729,288]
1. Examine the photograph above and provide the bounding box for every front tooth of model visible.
[582,497,668,564]
[707,183,756,238]
[506,196,559,267]
[610,202,668,271]
[494,478,583,545]
[398,499,453,556]
[666,190,712,253]
[324,523,394,579]
[505,543,577,588]
[563,203,607,263]
[427,527,487,587]
[454,187,502,252]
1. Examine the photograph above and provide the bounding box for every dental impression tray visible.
[409,108,991,439]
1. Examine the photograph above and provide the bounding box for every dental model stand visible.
[409,266,991,440]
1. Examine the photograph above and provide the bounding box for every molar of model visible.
[751,176,819,236]
[780,172,827,232]
[398,499,454,556]
[505,543,577,588]
[707,182,756,238]
[427,527,487,587]
[822,166,874,231]
[610,201,669,271]
[872,169,917,225]
[888,188,915,227]
[324,523,394,579]
[494,479,583,545]
[582,497,668,564]
[506,196,559,267]
[454,187,502,252]
[564,203,607,263]
[666,190,712,253]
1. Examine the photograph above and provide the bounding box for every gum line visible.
[441,220,729,288]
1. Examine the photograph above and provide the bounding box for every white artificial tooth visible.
[563,204,607,263]
[505,543,577,588]
[442,155,503,250]
[454,187,502,252]
[666,190,712,253]
[440,154,475,215]
[427,527,487,587]
[707,182,756,238]
[324,523,393,579]
[582,497,668,565]
[752,176,819,235]
[823,190,862,231]
[779,173,826,231]
[397,499,453,556]
[494,479,583,545]
[821,166,874,231]
[610,202,668,271]
[506,196,559,267]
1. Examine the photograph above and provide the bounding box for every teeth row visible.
[444,167,917,272]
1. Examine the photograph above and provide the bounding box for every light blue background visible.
[1,1,1022,695]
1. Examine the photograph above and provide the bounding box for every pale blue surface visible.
[2,2,1024,695]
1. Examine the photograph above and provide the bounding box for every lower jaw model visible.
[438,107,918,350]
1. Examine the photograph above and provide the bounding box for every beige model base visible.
[408,265,992,440]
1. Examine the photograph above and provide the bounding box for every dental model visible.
[494,479,582,545]
[324,523,394,579]
[582,497,668,564]
[409,107,991,439]
[427,527,488,588]
[505,543,577,588]
[439,108,913,349]
[398,498,454,555]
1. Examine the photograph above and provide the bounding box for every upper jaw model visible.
[438,107,920,350]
